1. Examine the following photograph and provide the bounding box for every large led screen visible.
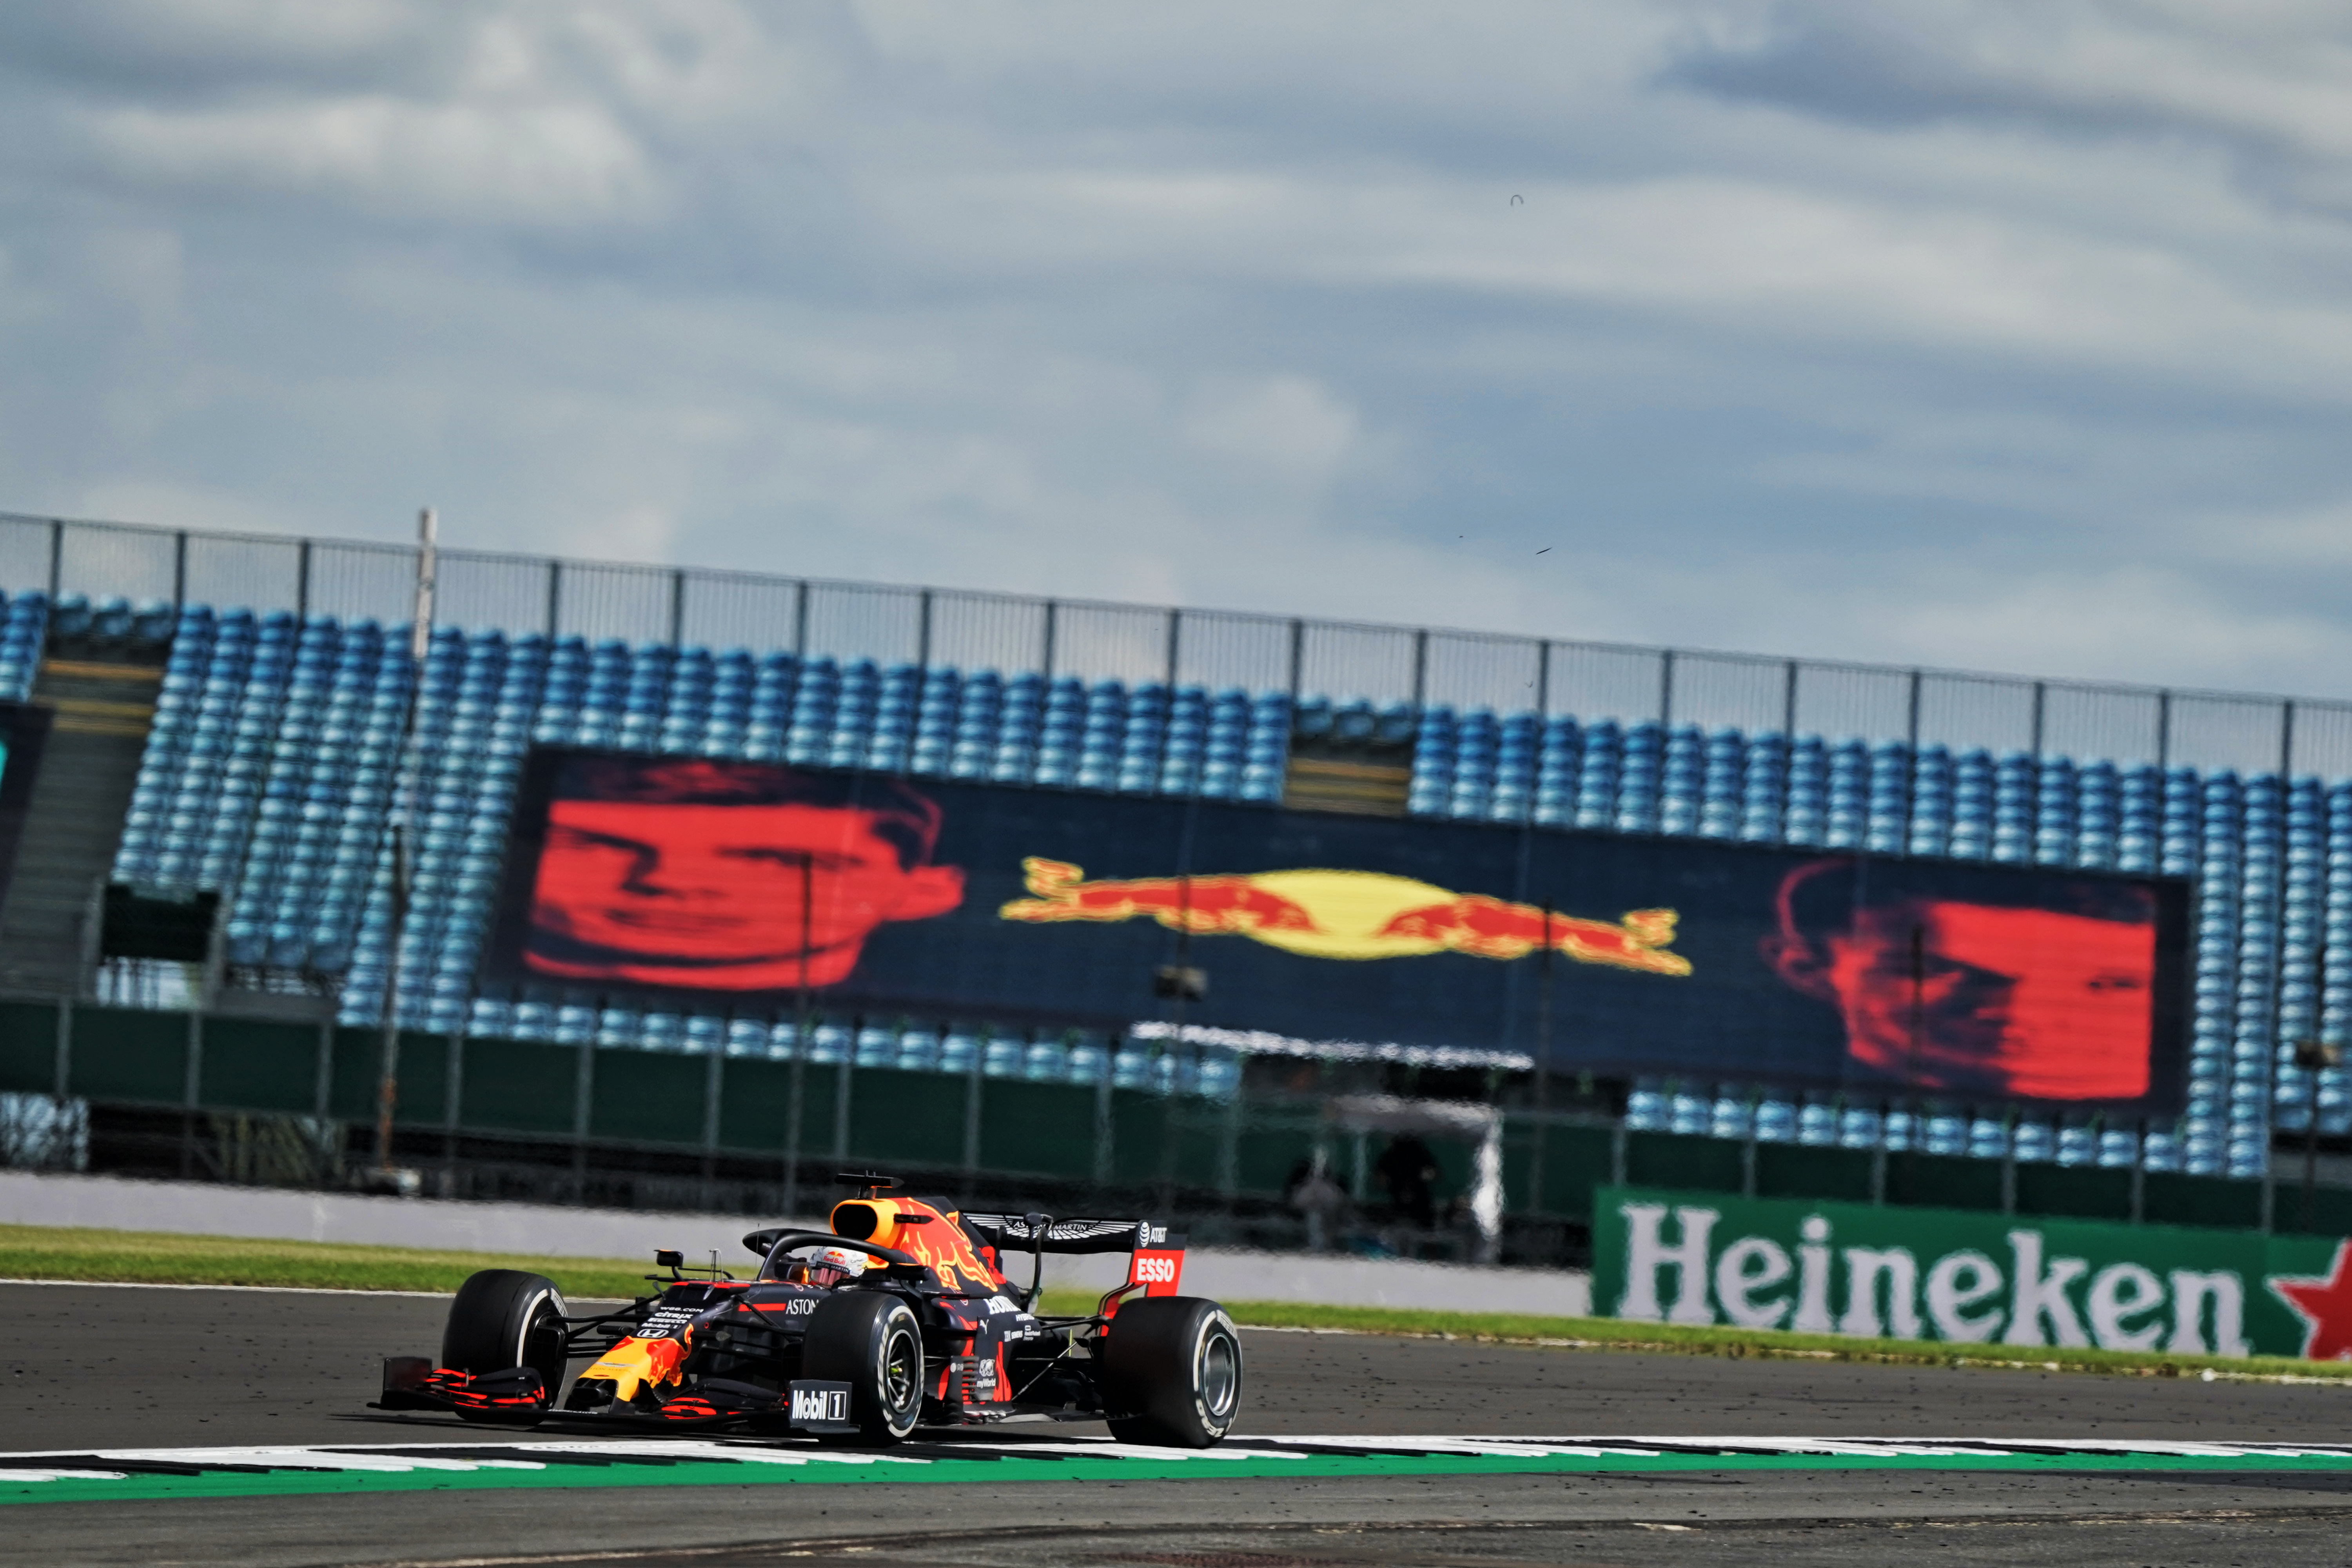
[481,750,2192,1111]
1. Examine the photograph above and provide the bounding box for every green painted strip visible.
[7,1448,2352,1508]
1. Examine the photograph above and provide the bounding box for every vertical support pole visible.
[1658,650,1675,728]
[1869,1113,1887,1206]
[312,1016,333,1119]
[962,1024,987,1192]
[1093,1036,1116,1185]
[545,561,562,637]
[446,1031,465,1131]
[668,568,686,649]
[1741,1104,1759,1198]
[47,519,62,599]
[1410,629,1427,711]
[2131,1117,2147,1225]
[784,856,814,1219]
[2000,1116,2017,1215]
[792,580,809,659]
[53,996,71,1098]
[571,1033,595,1199]
[2266,702,2298,1194]
[172,532,187,614]
[376,506,436,1174]
[1902,669,1925,856]
[184,1009,203,1108]
[833,1027,855,1161]
[1534,640,1551,717]
[1040,600,1057,681]
[296,539,312,619]
[1287,619,1305,702]
[701,1042,724,1152]
[1218,1076,1243,1205]
[1165,609,1181,689]
[1782,659,1799,740]
[2029,680,2046,758]
[917,590,933,671]
[2156,690,2172,769]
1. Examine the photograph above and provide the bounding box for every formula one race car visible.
[376,1174,1241,1447]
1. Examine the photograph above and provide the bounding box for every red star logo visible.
[2271,1242,2352,1360]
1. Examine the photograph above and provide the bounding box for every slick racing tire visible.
[441,1269,568,1425]
[1101,1296,1243,1448]
[801,1291,924,1445]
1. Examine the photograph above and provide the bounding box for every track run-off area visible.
[14,1281,2352,1565]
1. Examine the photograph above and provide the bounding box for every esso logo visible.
[1133,1255,1178,1284]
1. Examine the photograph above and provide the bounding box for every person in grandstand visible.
[523,758,965,991]
[1757,857,2157,1101]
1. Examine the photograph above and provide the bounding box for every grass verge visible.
[5,1225,2345,1385]
[0,1224,658,1301]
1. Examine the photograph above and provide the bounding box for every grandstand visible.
[0,510,2346,1243]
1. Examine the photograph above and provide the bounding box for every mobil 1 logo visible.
[788,1380,852,1427]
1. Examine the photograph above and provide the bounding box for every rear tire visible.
[442,1269,567,1425]
[801,1291,924,1445]
[1101,1296,1242,1448]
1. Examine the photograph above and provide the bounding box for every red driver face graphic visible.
[1762,865,2156,1101]
[527,793,964,991]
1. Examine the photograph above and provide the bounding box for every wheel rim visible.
[1197,1325,1240,1421]
[880,1323,920,1418]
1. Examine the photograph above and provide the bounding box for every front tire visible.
[1101,1296,1242,1448]
[801,1292,924,1445]
[441,1269,566,1425]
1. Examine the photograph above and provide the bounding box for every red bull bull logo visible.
[998,858,1692,976]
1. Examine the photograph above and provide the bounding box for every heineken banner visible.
[1592,1185,2352,1360]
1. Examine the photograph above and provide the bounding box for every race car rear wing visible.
[958,1213,1188,1303]
[959,1215,1167,1254]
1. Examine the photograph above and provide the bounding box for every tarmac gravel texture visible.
[8,1281,2352,1566]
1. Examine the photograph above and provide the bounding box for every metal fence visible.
[9,508,2348,779]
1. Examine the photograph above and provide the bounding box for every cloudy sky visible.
[3,1,2351,699]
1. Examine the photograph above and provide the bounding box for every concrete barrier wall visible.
[0,1169,1590,1317]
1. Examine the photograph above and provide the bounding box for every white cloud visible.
[4,1,2352,706]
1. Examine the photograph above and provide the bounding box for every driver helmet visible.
[788,1244,871,1289]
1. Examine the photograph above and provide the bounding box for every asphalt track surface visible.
[10,1281,2352,1566]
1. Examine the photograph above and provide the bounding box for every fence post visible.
[1164,609,1181,688]
[172,532,187,613]
[1782,660,1799,739]
[1534,640,1551,717]
[1040,601,1057,681]
[2156,690,2172,769]
[792,581,808,659]
[668,569,686,648]
[297,540,312,619]
[1409,629,1427,710]
[1287,619,1304,702]
[46,519,62,599]
[544,562,561,637]
[1658,650,1674,727]
[917,590,933,671]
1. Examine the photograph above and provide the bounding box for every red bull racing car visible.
[376,1174,1241,1447]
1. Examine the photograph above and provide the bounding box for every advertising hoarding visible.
[1592,1184,2352,1361]
[480,750,2191,1111]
